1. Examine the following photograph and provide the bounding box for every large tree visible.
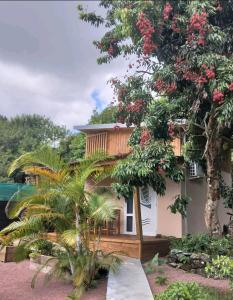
[79,0,233,235]
[0,114,66,182]
[89,104,117,124]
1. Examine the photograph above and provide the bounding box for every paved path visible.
[107,257,154,300]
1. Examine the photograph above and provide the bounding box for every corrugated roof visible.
[74,123,134,133]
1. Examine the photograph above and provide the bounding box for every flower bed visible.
[146,264,231,299]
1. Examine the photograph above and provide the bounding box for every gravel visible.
[146,264,231,295]
[0,261,107,300]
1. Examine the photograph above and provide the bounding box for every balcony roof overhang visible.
[74,123,134,133]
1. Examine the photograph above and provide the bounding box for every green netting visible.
[0,183,35,201]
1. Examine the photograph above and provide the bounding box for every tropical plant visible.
[155,275,168,286]
[171,234,233,256]
[144,253,167,274]
[155,281,205,300]
[205,255,233,279]
[0,147,120,298]
[79,0,233,235]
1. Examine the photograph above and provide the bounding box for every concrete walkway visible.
[107,257,154,300]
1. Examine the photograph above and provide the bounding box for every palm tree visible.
[0,146,120,298]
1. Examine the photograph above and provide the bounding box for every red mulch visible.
[0,261,107,300]
[146,264,231,295]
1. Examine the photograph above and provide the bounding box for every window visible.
[125,194,134,233]
[126,216,133,232]
[140,186,151,208]
[189,162,203,178]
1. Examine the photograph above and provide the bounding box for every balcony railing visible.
[85,130,131,157]
[86,132,108,156]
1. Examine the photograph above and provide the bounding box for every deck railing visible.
[85,130,131,157]
[85,132,108,156]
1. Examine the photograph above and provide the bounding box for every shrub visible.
[171,234,232,256]
[155,281,205,300]
[29,240,54,256]
[205,255,233,279]
[145,253,166,274]
[155,275,168,286]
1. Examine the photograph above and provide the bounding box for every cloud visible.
[0,1,129,129]
[0,58,125,129]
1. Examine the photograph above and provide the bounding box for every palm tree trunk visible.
[75,211,82,252]
[204,109,222,235]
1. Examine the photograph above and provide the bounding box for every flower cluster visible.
[163,3,173,21]
[202,64,215,79]
[140,129,151,146]
[168,121,175,138]
[118,102,123,112]
[108,44,114,56]
[118,87,127,102]
[155,79,177,94]
[171,15,181,33]
[136,12,157,55]
[228,83,233,91]
[188,11,208,46]
[213,89,224,104]
[126,99,144,113]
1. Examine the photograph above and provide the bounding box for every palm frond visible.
[8,146,65,176]
[61,229,79,247]
[24,167,67,183]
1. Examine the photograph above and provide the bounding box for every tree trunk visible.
[75,211,82,252]
[204,109,223,236]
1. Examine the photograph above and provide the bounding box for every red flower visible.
[127,99,144,113]
[168,122,175,138]
[188,10,208,46]
[108,44,114,56]
[205,68,215,79]
[213,89,224,103]
[140,129,151,146]
[163,3,173,20]
[154,79,176,94]
[118,102,123,112]
[171,15,180,33]
[195,75,207,85]
[228,83,233,91]
[136,12,157,55]
[167,82,177,94]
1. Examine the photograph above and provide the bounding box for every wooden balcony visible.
[85,129,132,157]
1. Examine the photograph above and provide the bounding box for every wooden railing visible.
[86,132,107,156]
[85,130,181,157]
[85,130,132,157]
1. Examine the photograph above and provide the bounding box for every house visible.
[74,123,231,261]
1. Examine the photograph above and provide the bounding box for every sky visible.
[0,1,128,129]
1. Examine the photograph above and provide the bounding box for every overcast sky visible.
[0,1,128,129]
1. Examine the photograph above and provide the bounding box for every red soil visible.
[146,264,231,295]
[0,261,107,300]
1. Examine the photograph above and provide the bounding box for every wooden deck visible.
[93,235,170,262]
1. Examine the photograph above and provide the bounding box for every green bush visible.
[171,234,232,256]
[155,275,168,286]
[144,253,166,274]
[29,240,53,256]
[155,281,205,300]
[205,255,233,279]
